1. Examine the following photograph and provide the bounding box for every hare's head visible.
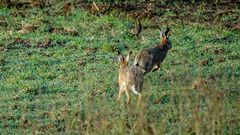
[117,50,132,68]
[160,28,171,49]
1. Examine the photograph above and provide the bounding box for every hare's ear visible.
[117,50,121,55]
[165,27,170,37]
[117,50,124,62]
[125,51,132,63]
[118,55,124,63]
[159,29,164,38]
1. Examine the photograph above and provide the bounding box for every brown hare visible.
[117,50,144,104]
[134,28,172,74]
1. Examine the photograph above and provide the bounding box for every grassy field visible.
[0,2,240,134]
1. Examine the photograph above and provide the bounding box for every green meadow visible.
[0,1,240,134]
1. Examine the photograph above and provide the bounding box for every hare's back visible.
[135,50,154,67]
[126,66,143,84]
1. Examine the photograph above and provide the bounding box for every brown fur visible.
[160,37,168,46]
[118,51,144,104]
[134,28,172,74]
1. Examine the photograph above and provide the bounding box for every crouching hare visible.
[134,28,172,74]
[117,50,144,104]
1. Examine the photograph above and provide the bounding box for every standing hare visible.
[134,28,172,74]
[117,50,144,104]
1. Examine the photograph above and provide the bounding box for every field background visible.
[0,0,240,134]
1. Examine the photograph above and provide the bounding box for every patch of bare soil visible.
[0,46,5,52]
[0,17,8,28]
[36,38,52,48]
[47,26,79,36]
[36,38,66,48]
[3,37,66,50]
[18,24,38,35]
[7,38,32,49]
[216,58,225,63]
[83,47,98,54]
[199,58,214,66]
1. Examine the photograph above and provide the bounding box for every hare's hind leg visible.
[117,85,125,101]
[137,94,142,106]
[125,87,131,104]
[151,64,161,72]
[131,85,142,105]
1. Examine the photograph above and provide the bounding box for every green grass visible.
[0,6,240,134]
